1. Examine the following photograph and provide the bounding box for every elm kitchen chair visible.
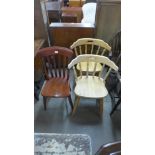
[70,38,112,74]
[38,46,73,111]
[68,54,118,116]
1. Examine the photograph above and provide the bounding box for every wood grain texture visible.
[34,39,46,57]
[69,0,86,7]
[70,38,111,72]
[95,0,121,42]
[68,54,118,115]
[41,78,70,97]
[45,1,62,23]
[76,62,102,72]
[61,12,77,23]
[74,76,108,98]
[49,23,95,48]
[70,38,111,52]
[38,46,74,110]
[34,0,46,39]
[61,6,82,22]
[68,54,118,72]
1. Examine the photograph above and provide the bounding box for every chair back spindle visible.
[70,38,111,57]
[98,64,105,79]
[85,44,87,54]
[92,62,97,77]
[86,58,89,77]
[91,44,94,54]
[96,46,101,55]
[68,55,118,81]
[38,46,73,80]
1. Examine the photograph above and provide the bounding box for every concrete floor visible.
[34,72,121,154]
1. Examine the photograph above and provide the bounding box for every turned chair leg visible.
[43,96,47,110]
[72,96,80,116]
[99,98,104,116]
[68,95,73,110]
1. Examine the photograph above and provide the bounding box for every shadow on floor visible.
[34,95,121,154]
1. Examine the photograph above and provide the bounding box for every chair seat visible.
[76,61,102,72]
[41,78,70,97]
[75,76,108,98]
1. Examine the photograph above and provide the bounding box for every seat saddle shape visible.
[76,61,102,72]
[74,76,108,98]
[41,78,70,97]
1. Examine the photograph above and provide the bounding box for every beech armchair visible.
[68,54,118,116]
[70,38,111,74]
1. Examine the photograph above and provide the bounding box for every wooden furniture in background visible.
[68,55,118,116]
[95,0,121,42]
[34,0,47,100]
[61,12,77,23]
[69,0,86,7]
[34,39,46,57]
[95,141,121,155]
[34,39,47,100]
[38,46,74,111]
[45,1,62,23]
[34,0,46,40]
[49,23,95,48]
[70,38,111,73]
[61,7,82,22]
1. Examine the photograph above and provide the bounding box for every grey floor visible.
[34,72,121,154]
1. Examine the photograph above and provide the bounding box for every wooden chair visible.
[107,70,121,116]
[107,31,121,115]
[70,38,111,73]
[95,141,121,155]
[109,31,121,74]
[68,54,118,116]
[38,46,74,111]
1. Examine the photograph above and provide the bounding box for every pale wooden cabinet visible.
[95,0,121,42]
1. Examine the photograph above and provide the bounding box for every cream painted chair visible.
[70,38,111,74]
[68,54,118,116]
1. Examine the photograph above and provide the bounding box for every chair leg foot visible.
[43,96,47,110]
[72,96,80,116]
[99,98,103,116]
[68,95,73,110]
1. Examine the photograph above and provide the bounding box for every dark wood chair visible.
[109,31,121,74]
[95,141,121,155]
[38,46,74,111]
[107,31,121,115]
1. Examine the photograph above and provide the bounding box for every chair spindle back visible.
[38,46,73,80]
[68,54,118,82]
[70,38,111,57]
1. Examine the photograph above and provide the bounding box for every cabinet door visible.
[95,0,121,42]
[34,0,46,39]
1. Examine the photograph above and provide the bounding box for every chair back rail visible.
[70,38,111,57]
[38,46,73,80]
[68,54,118,81]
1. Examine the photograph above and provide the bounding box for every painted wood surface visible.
[68,54,118,115]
